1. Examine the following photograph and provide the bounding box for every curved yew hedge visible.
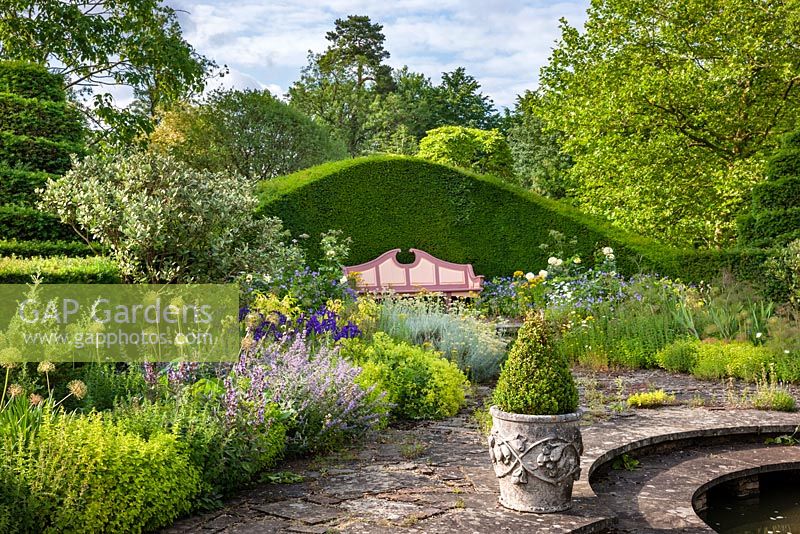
[257,156,766,283]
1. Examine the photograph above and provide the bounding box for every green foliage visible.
[0,93,84,143]
[0,167,51,207]
[288,15,392,155]
[739,128,800,247]
[626,389,676,408]
[691,341,774,381]
[417,126,513,178]
[343,332,468,420]
[378,298,507,383]
[433,67,499,130]
[507,91,573,197]
[537,0,800,247]
[655,338,700,373]
[0,256,120,283]
[114,398,286,499]
[752,387,797,412]
[0,61,85,252]
[150,89,347,180]
[0,205,76,242]
[611,454,640,471]
[0,3,212,143]
[3,413,200,533]
[259,156,751,281]
[42,151,292,283]
[0,239,95,258]
[492,313,578,415]
[765,240,800,308]
[0,131,83,174]
[0,61,65,102]
[81,364,147,412]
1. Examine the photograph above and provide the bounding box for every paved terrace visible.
[164,370,800,533]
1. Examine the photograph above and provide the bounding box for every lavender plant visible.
[227,335,387,453]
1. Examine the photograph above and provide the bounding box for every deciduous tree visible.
[537,0,800,246]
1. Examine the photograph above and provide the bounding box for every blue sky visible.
[168,0,589,110]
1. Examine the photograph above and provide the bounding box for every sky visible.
[168,0,589,110]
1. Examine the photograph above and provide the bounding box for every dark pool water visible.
[702,472,800,534]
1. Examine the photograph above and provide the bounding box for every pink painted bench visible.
[343,248,483,297]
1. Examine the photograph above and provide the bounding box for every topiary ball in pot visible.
[488,311,583,513]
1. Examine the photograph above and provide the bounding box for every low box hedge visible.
[0,239,96,258]
[0,205,77,242]
[0,256,120,283]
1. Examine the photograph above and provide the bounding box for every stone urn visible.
[488,405,583,513]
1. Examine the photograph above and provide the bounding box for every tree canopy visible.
[0,0,213,143]
[536,0,800,247]
[149,89,347,181]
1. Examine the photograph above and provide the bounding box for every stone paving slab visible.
[163,372,800,534]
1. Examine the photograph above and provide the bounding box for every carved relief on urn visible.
[488,406,583,513]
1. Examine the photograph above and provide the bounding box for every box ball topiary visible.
[492,312,579,415]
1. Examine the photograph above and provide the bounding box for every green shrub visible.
[752,388,797,412]
[378,299,506,382]
[0,205,76,242]
[626,389,676,408]
[0,239,95,258]
[656,338,700,373]
[765,239,800,308]
[258,156,763,282]
[5,413,200,533]
[114,399,287,500]
[691,341,774,380]
[0,256,120,283]
[417,126,514,178]
[0,132,83,174]
[0,166,51,206]
[738,127,800,247]
[150,88,347,180]
[0,61,65,102]
[343,332,468,420]
[493,313,578,415]
[0,93,84,143]
[42,151,292,283]
[80,364,148,412]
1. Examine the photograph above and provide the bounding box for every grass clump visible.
[626,389,676,409]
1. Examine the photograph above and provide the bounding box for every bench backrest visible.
[343,248,483,296]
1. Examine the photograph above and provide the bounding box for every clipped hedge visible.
[0,239,96,258]
[0,166,51,206]
[0,256,120,283]
[0,205,77,242]
[738,127,800,248]
[0,93,84,143]
[0,132,82,174]
[0,61,65,102]
[4,413,200,533]
[258,156,763,282]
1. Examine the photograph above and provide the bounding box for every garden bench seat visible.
[343,248,483,297]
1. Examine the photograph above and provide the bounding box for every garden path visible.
[163,370,800,534]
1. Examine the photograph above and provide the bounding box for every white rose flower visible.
[547,256,559,266]
[340,275,349,285]
[607,254,615,261]
[602,246,614,256]
[525,272,536,281]
[538,270,548,279]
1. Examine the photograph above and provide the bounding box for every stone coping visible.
[164,394,800,533]
[580,407,800,532]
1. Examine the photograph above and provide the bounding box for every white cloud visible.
[170,0,589,108]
